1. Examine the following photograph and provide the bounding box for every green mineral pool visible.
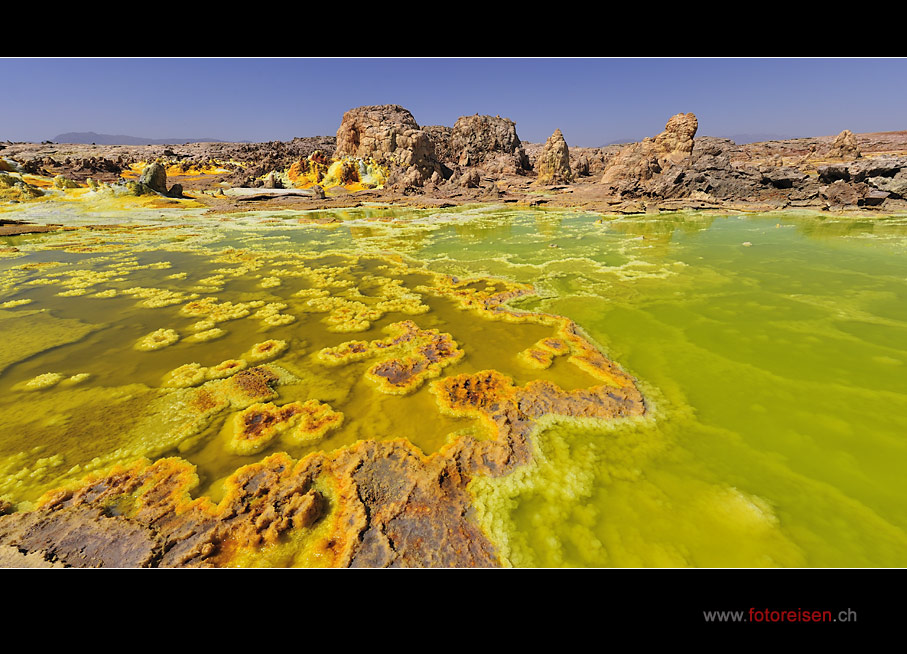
[2,202,906,567]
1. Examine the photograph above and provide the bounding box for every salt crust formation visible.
[0,254,646,568]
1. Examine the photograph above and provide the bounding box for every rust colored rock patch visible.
[318,320,465,395]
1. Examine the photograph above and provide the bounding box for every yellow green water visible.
[2,201,907,567]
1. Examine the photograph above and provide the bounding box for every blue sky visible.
[3,58,906,146]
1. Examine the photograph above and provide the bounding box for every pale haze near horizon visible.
[3,58,906,147]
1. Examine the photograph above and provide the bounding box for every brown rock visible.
[820,180,867,208]
[335,105,440,185]
[600,113,703,197]
[600,136,662,194]
[138,162,167,193]
[448,114,530,174]
[460,168,481,188]
[263,171,282,189]
[423,125,454,162]
[654,112,698,166]
[0,504,164,568]
[535,129,573,185]
[827,129,861,160]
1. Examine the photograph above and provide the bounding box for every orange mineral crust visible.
[0,363,644,567]
[318,320,464,395]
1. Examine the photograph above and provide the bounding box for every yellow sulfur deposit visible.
[242,339,289,363]
[134,328,180,351]
[185,328,227,343]
[0,222,656,568]
[282,400,344,446]
[0,299,32,308]
[228,401,304,455]
[205,359,248,380]
[517,337,569,369]
[18,373,66,391]
[180,298,251,322]
[163,363,209,388]
[318,320,465,395]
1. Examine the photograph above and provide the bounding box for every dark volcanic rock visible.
[848,156,907,183]
[761,166,808,189]
[863,189,890,206]
[818,164,851,183]
[868,170,907,197]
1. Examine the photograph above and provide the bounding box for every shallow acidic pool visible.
[2,203,906,567]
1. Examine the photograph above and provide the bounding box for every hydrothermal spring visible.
[1,200,906,567]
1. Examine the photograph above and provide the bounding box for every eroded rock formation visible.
[535,129,572,185]
[2,106,907,212]
[335,105,441,187]
[601,112,699,195]
[827,129,861,160]
[447,114,530,174]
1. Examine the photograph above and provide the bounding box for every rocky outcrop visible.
[600,137,663,194]
[654,112,698,165]
[534,129,572,185]
[868,170,907,197]
[827,129,861,160]
[820,180,868,208]
[335,105,440,187]
[814,155,907,207]
[3,114,907,212]
[601,112,699,195]
[447,114,530,174]
[133,162,184,198]
[138,162,168,193]
[423,125,453,161]
[644,138,762,202]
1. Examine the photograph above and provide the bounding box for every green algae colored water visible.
[285,206,907,567]
[2,202,906,567]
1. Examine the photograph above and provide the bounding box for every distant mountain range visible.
[51,132,225,145]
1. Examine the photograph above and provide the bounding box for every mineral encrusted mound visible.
[448,114,530,174]
[534,128,573,185]
[827,129,861,160]
[335,105,441,186]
